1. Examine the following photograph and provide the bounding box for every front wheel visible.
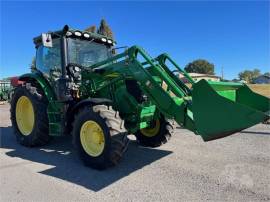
[72,105,129,170]
[135,116,173,147]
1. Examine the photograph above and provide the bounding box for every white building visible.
[179,73,221,83]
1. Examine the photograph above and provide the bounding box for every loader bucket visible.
[191,80,270,141]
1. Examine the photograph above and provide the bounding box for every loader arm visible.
[88,45,270,141]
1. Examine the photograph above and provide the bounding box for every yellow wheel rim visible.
[80,120,105,157]
[15,96,35,136]
[140,120,160,137]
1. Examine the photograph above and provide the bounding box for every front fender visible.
[70,98,112,115]
[65,98,112,129]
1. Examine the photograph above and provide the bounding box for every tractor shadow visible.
[240,130,270,136]
[0,126,172,191]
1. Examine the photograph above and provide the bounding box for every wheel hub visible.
[15,96,35,136]
[140,119,160,137]
[80,120,105,157]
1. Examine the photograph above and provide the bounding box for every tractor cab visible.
[33,25,115,78]
[33,25,115,100]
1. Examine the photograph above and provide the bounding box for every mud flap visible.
[191,80,270,141]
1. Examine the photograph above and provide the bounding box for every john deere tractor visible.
[0,80,11,101]
[10,25,270,169]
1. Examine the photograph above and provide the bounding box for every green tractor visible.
[0,80,11,101]
[10,25,270,169]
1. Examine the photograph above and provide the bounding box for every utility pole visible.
[221,66,224,81]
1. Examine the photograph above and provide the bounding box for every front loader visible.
[10,25,270,169]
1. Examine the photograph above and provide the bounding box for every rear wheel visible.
[10,84,50,146]
[135,116,173,147]
[72,105,129,170]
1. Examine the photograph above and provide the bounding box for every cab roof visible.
[33,25,116,47]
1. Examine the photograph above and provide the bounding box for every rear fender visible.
[19,73,56,101]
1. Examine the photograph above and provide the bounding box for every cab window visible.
[36,38,61,77]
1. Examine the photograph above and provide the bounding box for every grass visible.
[248,84,270,97]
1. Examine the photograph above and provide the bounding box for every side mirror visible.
[42,33,53,47]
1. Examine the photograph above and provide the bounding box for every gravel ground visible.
[0,103,269,202]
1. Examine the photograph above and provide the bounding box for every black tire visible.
[72,105,129,170]
[10,83,50,146]
[135,116,173,147]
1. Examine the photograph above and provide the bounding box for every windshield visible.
[67,38,111,67]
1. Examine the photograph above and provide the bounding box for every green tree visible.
[253,68,261,78]
[97,19,114,39]
[238,68,261,83]
[184,59,215,74]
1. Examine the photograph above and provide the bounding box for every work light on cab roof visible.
[33,25,116,48]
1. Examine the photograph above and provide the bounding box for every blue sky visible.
[1,1,269,79]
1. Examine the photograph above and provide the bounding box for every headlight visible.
[83,33,90,38]
[101,38,107,42]
[107,39,112,44]
[66,31,73,37]
[74,31,82,37]
[68,65,80,73]
[74,66,80,72]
